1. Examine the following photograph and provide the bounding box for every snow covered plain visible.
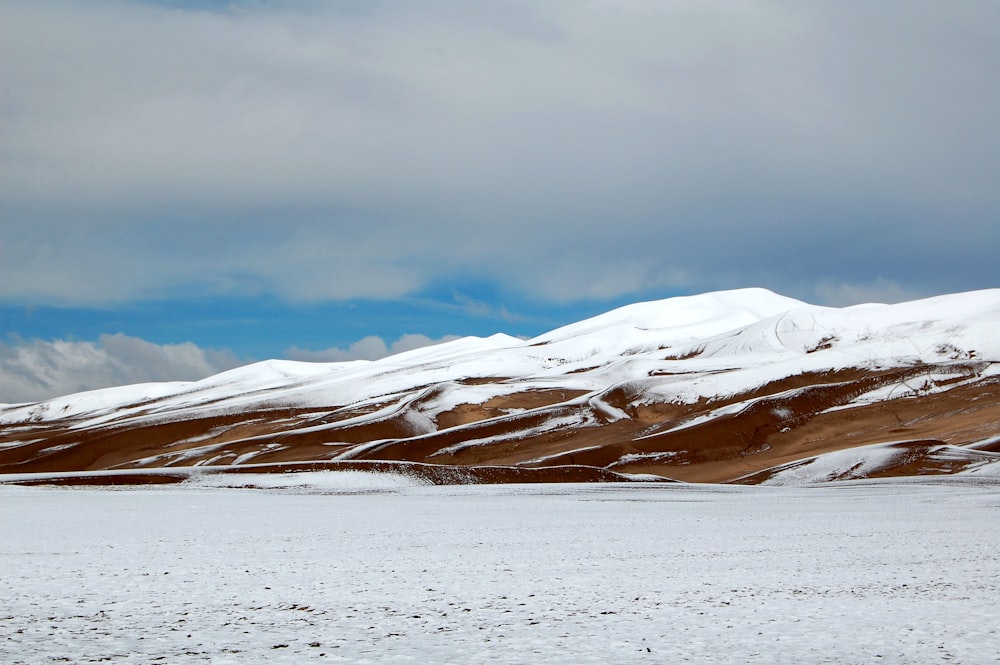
[2,474,998,664]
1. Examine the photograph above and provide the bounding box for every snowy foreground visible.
[2,474,999,664]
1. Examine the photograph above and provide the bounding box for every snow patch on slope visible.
[752,440,1000,486]
[3,288,999,438]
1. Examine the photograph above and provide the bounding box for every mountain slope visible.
[2,287,999,484]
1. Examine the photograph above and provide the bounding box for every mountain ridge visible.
[2,287,999,484]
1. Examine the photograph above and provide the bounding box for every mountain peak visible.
[2,288,999,485]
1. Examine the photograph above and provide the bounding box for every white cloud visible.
[0,1,998,305]
[285,333,461,363]
[0,329,468,403]
[0,334,244,404]
[452,293,526,323]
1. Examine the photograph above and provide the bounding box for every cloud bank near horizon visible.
[2,0,998,308]
[0,334,243,404]
[0,332,467,403]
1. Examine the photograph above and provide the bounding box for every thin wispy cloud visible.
[285,333,461,363]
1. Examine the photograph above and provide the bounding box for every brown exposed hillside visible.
[2,367,997,485]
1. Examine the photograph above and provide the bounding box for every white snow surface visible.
[188,470,432,490]
[746,440,1000,486]
[2,479,998,664]
[753,442,920,485]
[2,287,999,428]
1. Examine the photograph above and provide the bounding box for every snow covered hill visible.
[2,287,999,484]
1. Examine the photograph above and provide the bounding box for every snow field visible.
[2,478,999,664]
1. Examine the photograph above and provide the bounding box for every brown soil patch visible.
[614,374,1000,482]
[2,363,997,485]
[2,461,673,487]
[435,389,588,430]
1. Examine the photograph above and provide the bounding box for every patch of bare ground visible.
[606,368,1000,483]
[609,370,1000,482]
[595,368,910,480]
[0,408,338,473]
[456,376,513,385]
[2,365,997,485]
[227,461,670,484]
[2,460,670,487]
[722,378,1000,483]
[872,443,1000,478]
[434,389,587,429]
[5,472,192,486]
[339,370,918,473]
[348,406,581,464]
[733,438,1000,484]
[626,368,896,426]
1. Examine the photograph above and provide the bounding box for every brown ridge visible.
[2,365,998,485]
[2,461,671,487]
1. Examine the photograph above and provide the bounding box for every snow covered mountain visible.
[2,287,999,484]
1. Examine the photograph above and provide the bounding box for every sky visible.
[1,0,999,403]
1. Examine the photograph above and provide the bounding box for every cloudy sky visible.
[2,0,998,402]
